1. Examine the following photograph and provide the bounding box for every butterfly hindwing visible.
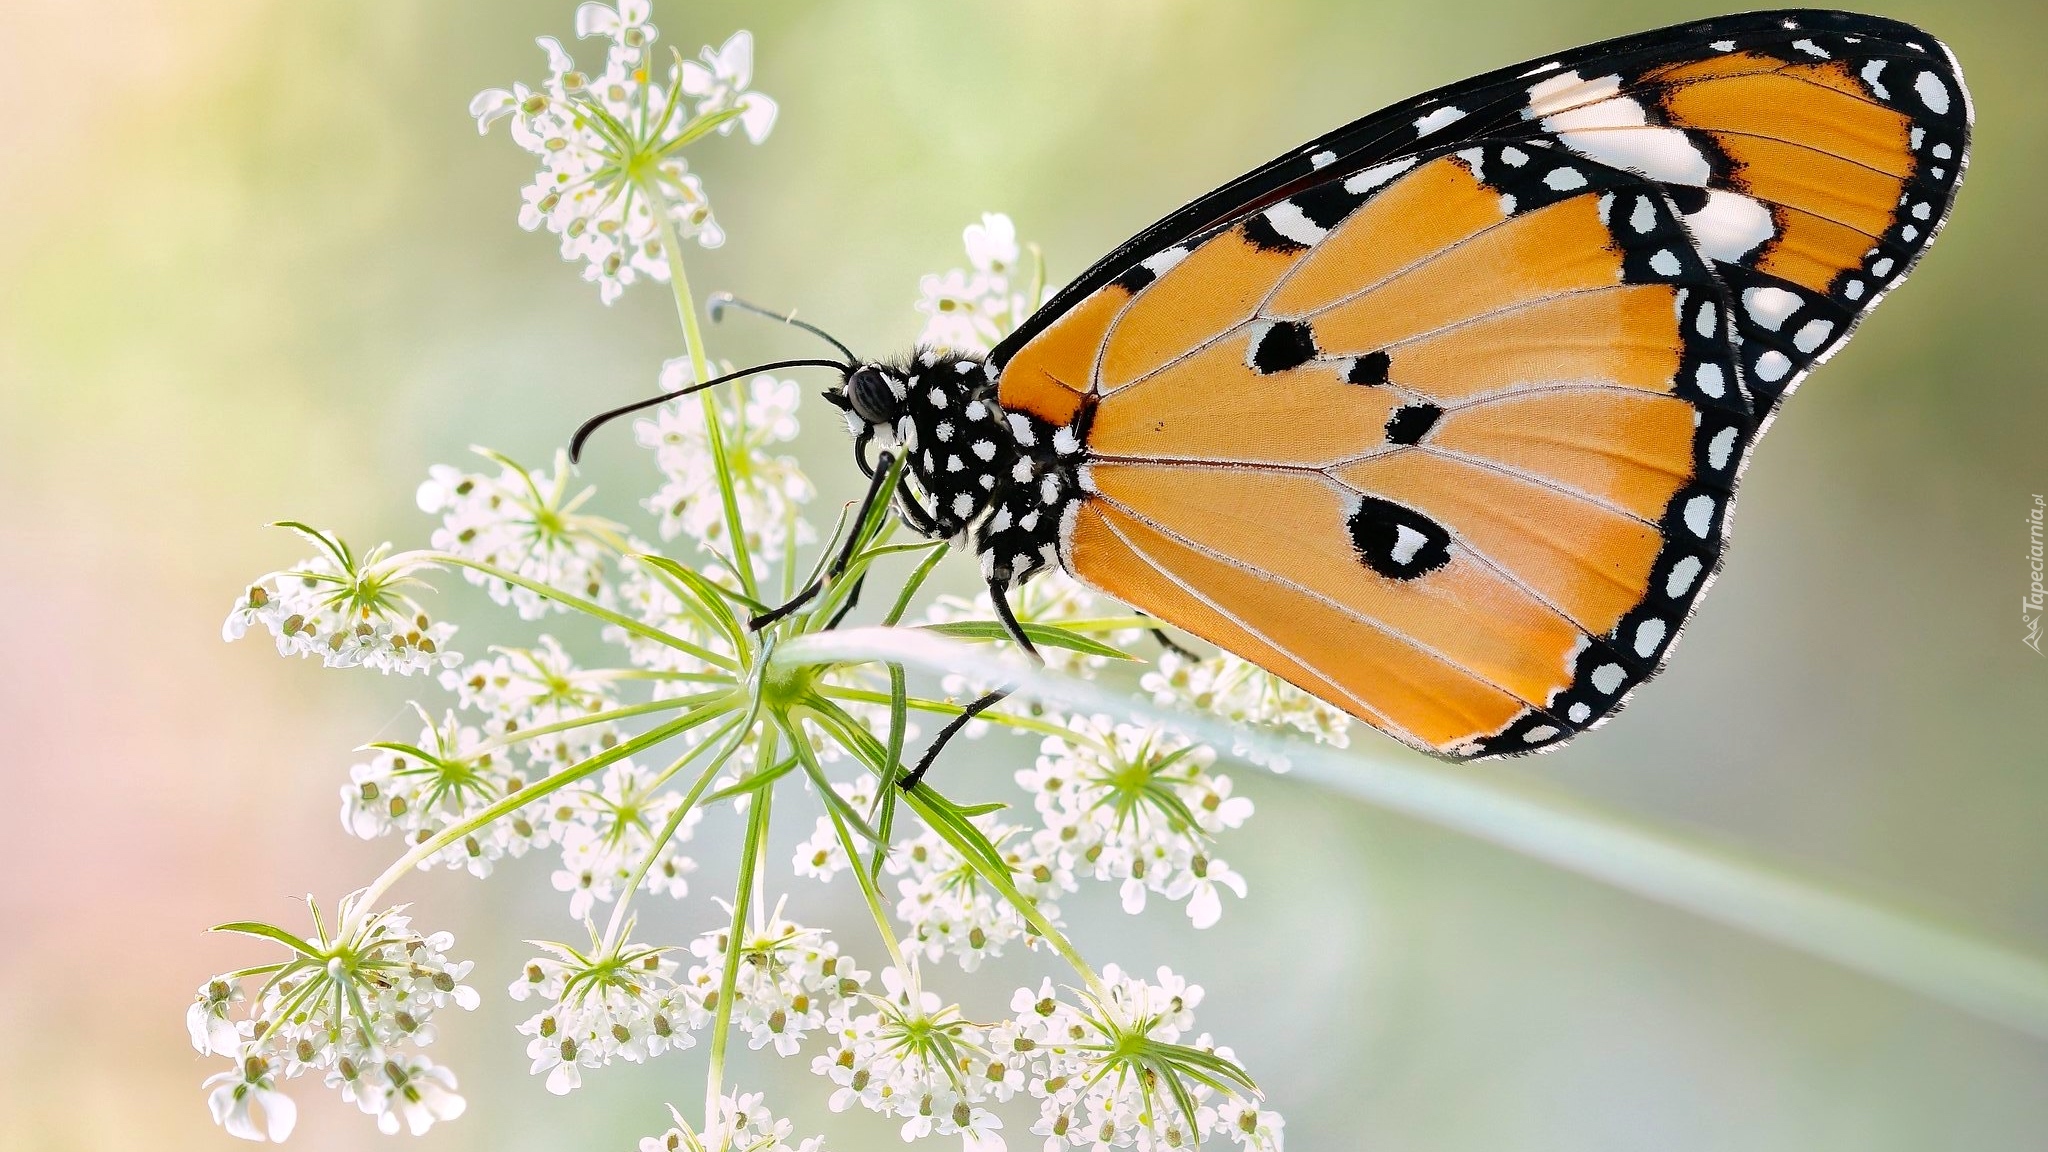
[997,10,1968,759]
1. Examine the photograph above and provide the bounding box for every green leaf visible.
[210,921,321,957]
[916,621,1134,660]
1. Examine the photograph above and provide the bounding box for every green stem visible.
[347,708,720,924]
[900,785,1109,1001]
[704,723,776,1125]
[468,691,730,756]
[775,627,2048,1043]
[641,180,758,598]
[599,722,745,948]
[784,716,910,973]
[383,550,736,669]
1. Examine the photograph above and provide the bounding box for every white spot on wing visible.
[1707,426,1738,471]
[1543,166,1588,191]
[1915,71,1951,114]
[1634,618,1667,657]
[1630,196,1658,234]
[1389,524,1429,566]
[1568,703,1592,722]
[1793,318,1834,353]
[1860,59,1890,99]
[1742,286,1802,330]
[1524,70,1621,118]
[1591,663,1626,694]
[1793,38,1829,58]
[1649,249,1682,277]
[1344,157,1416,194]
[1684,494,1716,537]
[1695,362,1726,398]
[1262,200,1328,247]
[1522,725,1560,743]
[1310,149,1337,168]
[1754,349,1792,383]
[1666,555,1704,598]
[1681,190,1775,262]
[1414,106,1466,135]
[1140,246,1188,277]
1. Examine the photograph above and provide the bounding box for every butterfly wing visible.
[999,12,1968,758]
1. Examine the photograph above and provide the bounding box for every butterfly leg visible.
[1135,613,1200,661]
[899,578,1043,790]
[751,450,896,631]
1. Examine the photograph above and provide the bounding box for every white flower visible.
[680,31,779,143]
[514,929,701,1093]
[1022,717,1253,928]
[1141,650,1350,766]
[915,269,1004,353]
[913,213,1048,353]
[639,1092,826,1152]
[223,527,459,675]
[188,978,244,1056]
[999,966,1274,1151]
[548,760,701,918]
[475,15,771,301]
[370,1055,468,1136]
[574,0,657,58]
[442,636,621,774]
[205,1056,297,1143]
[418,449,625,620]
[194,901,476,1141]
[886,820,1067,971]
[963,213,1019,277]
[338,707,546,877]
[637,364,816,571]
[684,901,865,1056]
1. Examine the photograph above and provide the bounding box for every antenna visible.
[568,357,851,462]
[707,292,859,362]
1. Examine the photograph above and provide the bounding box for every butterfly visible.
[573,8,1970,779]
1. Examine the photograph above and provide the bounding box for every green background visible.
[3,0,2045,1148]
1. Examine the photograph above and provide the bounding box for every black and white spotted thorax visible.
[826,347,1084,589]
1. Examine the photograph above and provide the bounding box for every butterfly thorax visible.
[829,347,1080,590]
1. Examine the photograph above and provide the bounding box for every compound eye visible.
[846,367,897,425]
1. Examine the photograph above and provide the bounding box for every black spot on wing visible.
[1347,495,1450,580]
[1250,320,1318,374]
[1345,351,1391,386]
[1383,403,1443,445]
[1239,213,1309,254]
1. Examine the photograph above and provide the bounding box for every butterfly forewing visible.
[997,10,1968,759]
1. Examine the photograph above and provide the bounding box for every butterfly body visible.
[818,9,1970,762]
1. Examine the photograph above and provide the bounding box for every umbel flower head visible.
[471,2,777,301]
[191,898,479,1141]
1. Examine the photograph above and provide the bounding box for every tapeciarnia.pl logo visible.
[2027,494,2045,655]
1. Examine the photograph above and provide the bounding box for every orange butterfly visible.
[575,9,1970,780]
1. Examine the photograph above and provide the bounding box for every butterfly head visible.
[823,362,907,439]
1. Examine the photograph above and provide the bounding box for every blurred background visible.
[4,0,2046,1148]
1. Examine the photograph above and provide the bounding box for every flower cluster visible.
[472,6,776,301]
[190,903,478,1141]
[1142,652,1351,769]
[417,449,626,618]
[512,929,704,1093]
[640,1092,826,1152]
[1025,717,1254,929]
[681,903,869,1056]
[637,362,815,566]
[810,965,1283,1151]
[223,526,459,676]
[1014,966,1283,1151]
[916,212,1045,353]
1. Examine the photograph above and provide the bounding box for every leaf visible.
[210,922,321,957]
